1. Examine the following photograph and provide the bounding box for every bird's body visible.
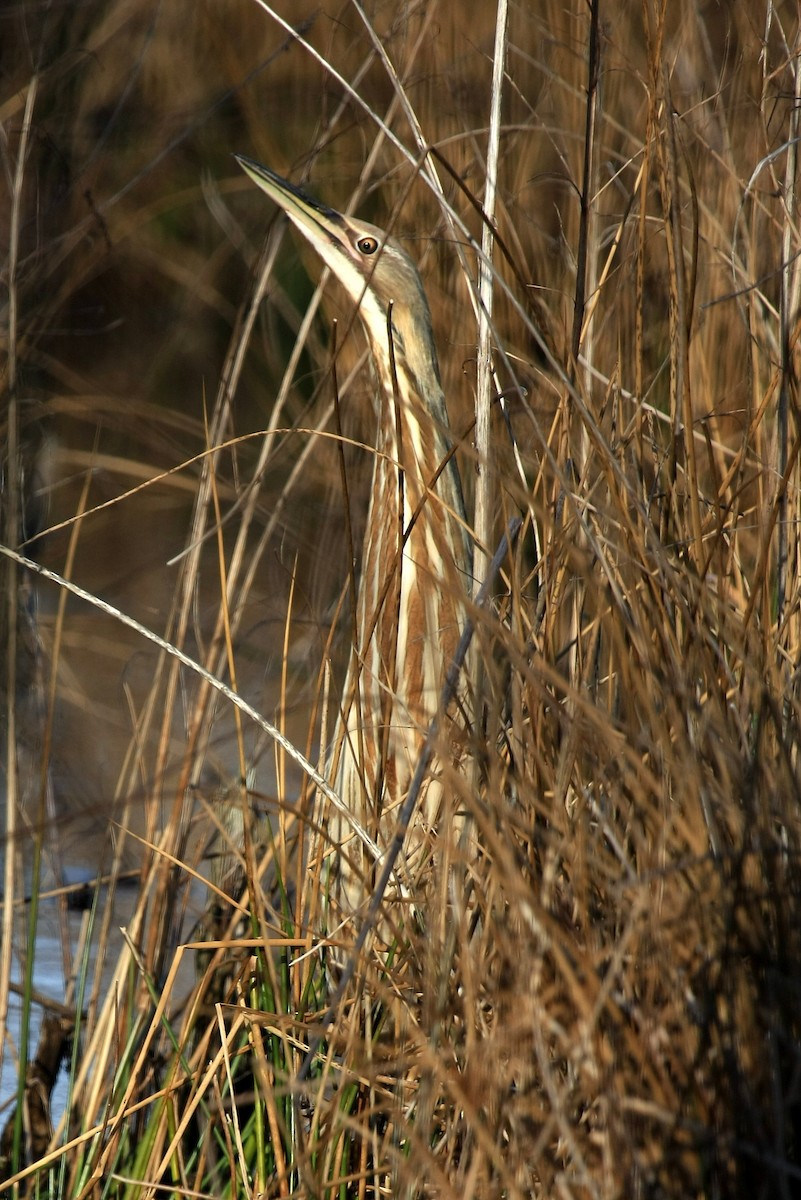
[236,157,470,939]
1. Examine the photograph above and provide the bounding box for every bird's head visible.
[235,155,441,393]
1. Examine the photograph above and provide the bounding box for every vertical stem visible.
[571,0,602,382]
[2,74,38,1182]
[777,43,801,644]
[567,0,602,692]
[666,94,702,565]
[473,0,508,586]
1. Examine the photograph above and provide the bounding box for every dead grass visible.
[3,0,801,1196]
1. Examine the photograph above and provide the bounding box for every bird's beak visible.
[235,153,387,316]
[234,154,348,252]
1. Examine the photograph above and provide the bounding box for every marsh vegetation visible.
[3,2,801,1196]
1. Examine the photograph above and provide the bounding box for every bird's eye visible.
[357,236,379,255]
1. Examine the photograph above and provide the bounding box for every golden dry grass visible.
[3,1,801,1197]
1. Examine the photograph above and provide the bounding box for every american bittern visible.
[236,157,470,940]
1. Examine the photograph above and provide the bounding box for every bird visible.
[236,155,471,951]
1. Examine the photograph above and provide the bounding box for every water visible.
[0,869,144,1127]
[0,856,206,1143]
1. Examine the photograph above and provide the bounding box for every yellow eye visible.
[357,236,379,255]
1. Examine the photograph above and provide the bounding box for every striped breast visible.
[328,343,468,925]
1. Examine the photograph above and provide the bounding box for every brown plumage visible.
[236,157,470,942]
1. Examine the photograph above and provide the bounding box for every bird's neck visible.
[371,322,467,559]
[332,310,470,828]
[364,334,471,656]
